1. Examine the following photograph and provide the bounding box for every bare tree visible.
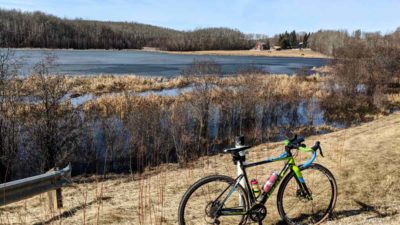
[0,49,20,181]
[0,9,254,51]
[26,52,81,171]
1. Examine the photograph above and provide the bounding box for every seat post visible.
[235,136,247,206]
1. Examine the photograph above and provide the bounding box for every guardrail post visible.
[46,167,63,210]
[47,188,63,210]
[56,188,63,208]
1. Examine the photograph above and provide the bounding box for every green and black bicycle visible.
[178,135,337,225]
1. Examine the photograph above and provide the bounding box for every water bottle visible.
[250,179,261,198]
[263,172,278,193]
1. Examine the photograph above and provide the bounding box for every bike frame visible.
[218,150,317,216]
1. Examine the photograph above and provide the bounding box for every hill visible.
[0,9,253,51]
[0,113,399,224]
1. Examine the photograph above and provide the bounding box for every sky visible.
[1,0,399,35]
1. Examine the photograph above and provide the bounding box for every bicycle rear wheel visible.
[277,163,337,225]
[178,175,249,225]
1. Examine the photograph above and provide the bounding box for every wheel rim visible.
[183,179,247,225]
[281,167,335,224]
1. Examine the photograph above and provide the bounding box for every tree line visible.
[264,28,400,56]
[307,28,400,55]
[0,9,254,51]
[268,30,311,49]
[2,8,398,55]
[322,28,400,122]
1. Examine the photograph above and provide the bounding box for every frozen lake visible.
[10,49,329,76]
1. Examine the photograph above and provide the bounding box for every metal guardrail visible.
[0,164,72,207]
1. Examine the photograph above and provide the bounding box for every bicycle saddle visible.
[223,145,252,153]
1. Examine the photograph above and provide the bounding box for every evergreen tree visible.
[289,30,298,48]
[278,32,290,49]
[265,39,270,50]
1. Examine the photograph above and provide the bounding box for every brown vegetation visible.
[322,31,400,124]
[1,59,399,181]
[1,112,399,224]
[17,75,191,97]
[1,25,400,225]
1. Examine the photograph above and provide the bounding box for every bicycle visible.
[178,135,337,225]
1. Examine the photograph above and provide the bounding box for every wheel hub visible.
[205,201,222,218]
[296,189,313,201]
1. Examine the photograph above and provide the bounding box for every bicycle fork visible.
[291,164,313,200]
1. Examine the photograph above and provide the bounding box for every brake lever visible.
[318,146,324,157]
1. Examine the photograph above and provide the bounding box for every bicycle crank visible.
[249,204,267,222]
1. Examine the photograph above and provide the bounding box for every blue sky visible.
[1,0,399,35]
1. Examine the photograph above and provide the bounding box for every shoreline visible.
[3,47,330,59]
[158,49,330,59]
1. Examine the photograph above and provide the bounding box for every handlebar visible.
[285,135,324,157]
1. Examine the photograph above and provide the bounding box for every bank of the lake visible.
[159,48,329,59]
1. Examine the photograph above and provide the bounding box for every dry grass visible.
[16,73,320,98]
[13,73,400,121]
[77,74,329,120]
[1,112,399,224]
[64,75,191,96]
[14,75,192,97]
[68,75,190,97]
[160,48,329,59]
[387,94,400,107]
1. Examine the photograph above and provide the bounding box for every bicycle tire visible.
[277,163,337,225]
[178,175,249,225]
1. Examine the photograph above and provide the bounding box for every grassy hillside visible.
[1,113,400,224]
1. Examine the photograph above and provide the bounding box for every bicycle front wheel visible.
[178,175,249,225]
[277,163,337,225]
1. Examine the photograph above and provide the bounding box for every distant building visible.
[253,42,270,51]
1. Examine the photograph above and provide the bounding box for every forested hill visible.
[0,9,254,50]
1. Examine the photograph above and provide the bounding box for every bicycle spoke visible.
[285,199,303,215]
[312,185,331,197]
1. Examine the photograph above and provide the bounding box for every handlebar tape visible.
[298,146,314,152]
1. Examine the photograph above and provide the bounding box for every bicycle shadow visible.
[333,200,397,220]
[274,200,398,225]
[32,196,112,225]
